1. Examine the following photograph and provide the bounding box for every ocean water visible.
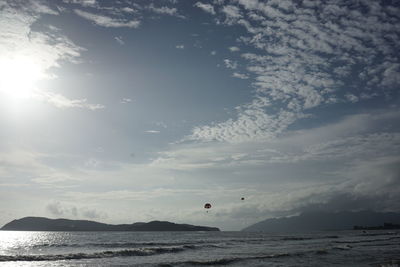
[0,230,399,266]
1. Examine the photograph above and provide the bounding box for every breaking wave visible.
[167,252,301,266]
[334,236,400,244]
[0,245,197,262]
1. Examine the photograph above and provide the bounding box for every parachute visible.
[241,197,245,201]
[204,203,212,209]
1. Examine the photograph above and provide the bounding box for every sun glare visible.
[0,56,45,100]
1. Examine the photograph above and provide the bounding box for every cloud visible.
[186,0,400,145]
[74,9,140,28]
[114,36,124,45]
[120,98,132,104]
[344,93,359,103]
[0,2,105,110]
[222,5,242,20]
[229,46,240,52]
[36,92,105,110]
[0,5,81,68]
[188,97,301,143]
[147,4,185,19]
[63,0,97,7]
[0,183,29,187]
[121,7,137,14]
[146,130,160,134]
[148,109,400,225]
[46,202,66,216]
[232,72,249,79]
[194,2,216,15]
[46,201,107,219]
[175,44,184,49]
[63,189,203,202]
[221,4,242,24]
[210,50,217,55]
[223,59,237,69]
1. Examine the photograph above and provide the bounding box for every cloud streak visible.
[194,2,216,15]
[147,4,185,19]
[75,9,140,28]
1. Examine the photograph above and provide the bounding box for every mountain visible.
[242,211,400,232]
[1,217,220,231]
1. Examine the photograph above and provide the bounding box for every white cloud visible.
[222,5,242,19]
[147,109,400,225]
[229,46,240,52]
[232,72,249,79]
[121,7,137,13]
[223,59,237,69]
[185,109,400,166]
[189,0,400,145]
[75,9,140,28]
[0,2,104,110]
[121,98,132,104]
[148,4,185,19]
[194,2,216,15]
[46,201,107,219]
[114,36,125,45]
[210,50,217,55]
[0,6,80,69]
[63,0,97,7]
[176,44,185,49]
[36,92,105,110]
[345,93,359,103]
[146,130,160,134]
[188,98,301,143]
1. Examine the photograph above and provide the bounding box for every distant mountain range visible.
[1,217,220,231]
[243,211,400,232]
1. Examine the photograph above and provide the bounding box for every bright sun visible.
[0,56,45,100]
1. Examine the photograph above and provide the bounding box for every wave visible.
[30,235,341,250]
[355,231,399,237]
[280,235,339,241]
[332,245,352,250]
[170,247,341,266]
[0,245,198,262]
[32,241,222,249]
[334,236,400,244]
[167,252,302,266]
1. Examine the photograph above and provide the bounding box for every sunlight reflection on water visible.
[0,231,69,255]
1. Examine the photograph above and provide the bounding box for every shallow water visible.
[0,230,399,266]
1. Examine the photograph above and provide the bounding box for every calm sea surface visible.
[0,230,399,266]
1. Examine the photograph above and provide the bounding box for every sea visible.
[0,230,399,266]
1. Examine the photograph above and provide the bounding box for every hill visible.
[242,211,400,232]
[1,217,220,231]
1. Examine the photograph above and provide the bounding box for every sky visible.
[0,0,399,231]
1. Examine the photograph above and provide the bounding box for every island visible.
[1,217,220,232]
[353,223,400,230]
[242,211,400,232]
